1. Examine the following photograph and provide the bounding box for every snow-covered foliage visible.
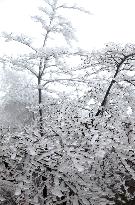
[0,92,135,204]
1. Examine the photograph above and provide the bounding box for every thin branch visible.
[56,4,92,15]
[1,32,37,52]
[26,67,38,78]
[124,79,135,86]
[42,78,90,87]
[40,57,49,77]
[78,106,92,112]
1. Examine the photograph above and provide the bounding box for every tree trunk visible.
[95,54,129,116]
[95,79,115,116]
[38,76,43,137]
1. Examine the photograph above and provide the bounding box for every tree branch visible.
[95,52,135,116]
[56,4,91,15]
[124,79,135,87]
[42,78,90,87]
[1,32,37,52]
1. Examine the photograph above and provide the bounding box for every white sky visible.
[0,0,135,54]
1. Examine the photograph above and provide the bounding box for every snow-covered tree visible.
[1,0,90,136]
[79,43,135,119]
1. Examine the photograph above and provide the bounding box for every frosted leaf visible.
[0,197,6,201]
[34,195,39,203]
[127,106,132,115]
[11,152,16,159]
[73,159,84,172]
[54,176,59,186]
[96,149,106,158]
[18,182,24,188]
[58,164,67,172]
[60,181,68,192]
[52,187,63,197]
[15,187,21,196]
[73,195,79,205]
[91,133,99,144]
[28,146,36,156]
[88,98,95,105]
[81,198,90,205]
